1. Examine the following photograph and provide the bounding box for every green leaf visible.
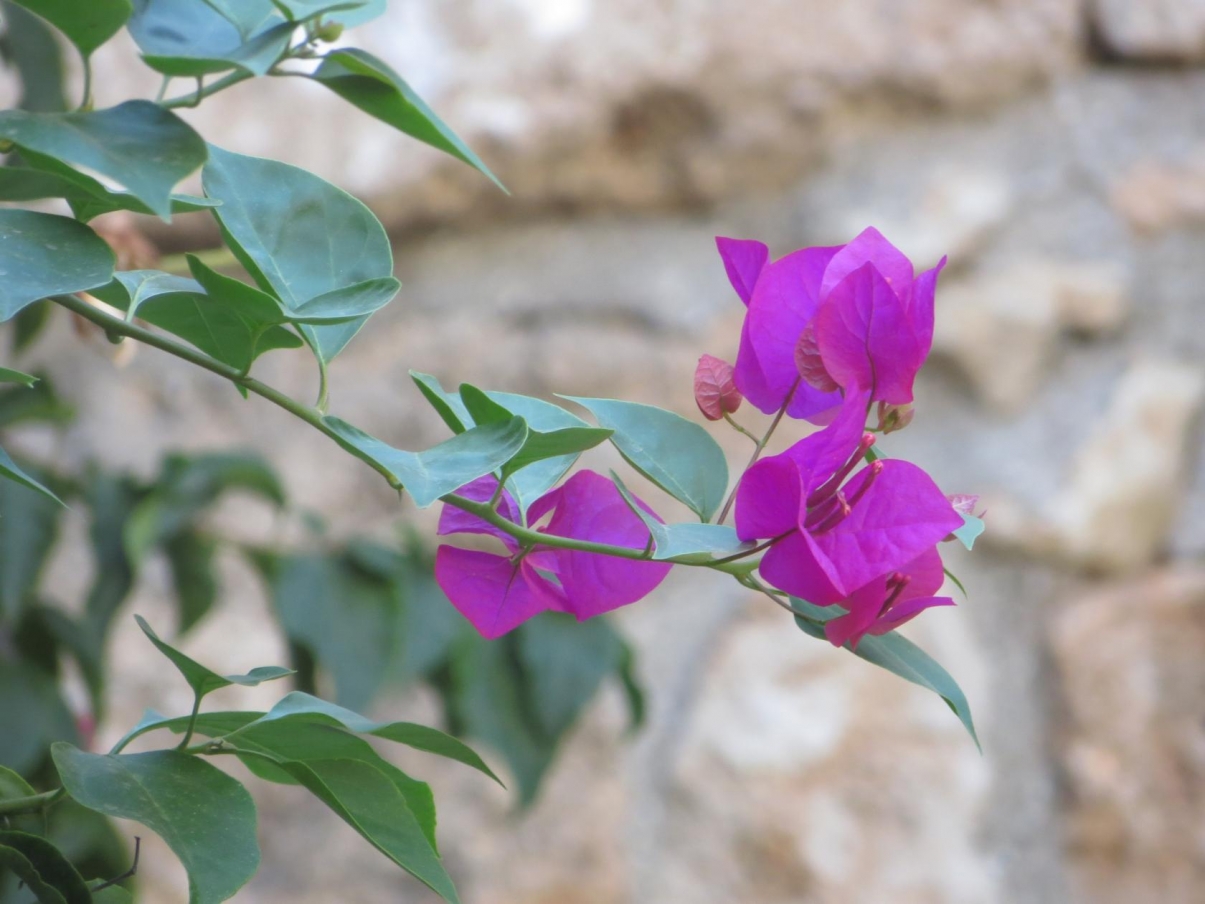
[953,513,985,551]
[0,830,90,904]
[0,366,37,387]
[0,157,220,221]
[561,396,729,522]
[94,265,303,371]
[196,0,278,36]
[82,473,141,635]
[290,276,400,324]
[269,0,365,19]
[323,0,383,26]
[0,460,62,621]
[409,371,470,435]
[0,444,63,504]
[51,745,260,904]
[248,692,500,784]
[0,764,41,835]
[255,552,399,710]
[0,661,77,773]
[516,613,624,740]
[201,144,396,363]
[134,614,293,700]
[0,1,69,112]
[93,888,134,904]
[275,757,459,903]
[128,0,293,78]
[309,48,504,192]
[0,102,207,219]
[793,600,979,749]
[8,0,131,58]
[0,211,115,321]
[612,472,751,563]
[324,415,529,508]
[458,384,610,497]
[441,633,552,806]
[121,450,287,562]
[0,372,73,428]
[165,530,218,632]
[12,300,53,354]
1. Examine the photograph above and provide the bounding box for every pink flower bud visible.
[794,323,839,393]
[876,401,915,434]
[694,354,743,420]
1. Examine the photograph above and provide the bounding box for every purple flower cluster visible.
[435,226,970,648]
[720,227,962,646]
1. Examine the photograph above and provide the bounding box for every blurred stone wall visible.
[10,0,1205,901]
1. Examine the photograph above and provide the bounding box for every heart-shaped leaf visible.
[128,0,293,78]
[202,144,396,363]
[0,211,115,321]
[561,396,729,522]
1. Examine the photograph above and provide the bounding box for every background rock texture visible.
[9,0,1205,901]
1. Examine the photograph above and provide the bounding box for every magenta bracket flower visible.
[435,471,672,638]
[730,227,945,422]
[734,392,962,604]
[823,547,955,649]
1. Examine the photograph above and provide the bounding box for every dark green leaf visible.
[201,144,395,363]
[0,367,36,387]
[165,530,218,632]
[409,371,470,435]
[122,451,286,562]
[561,396,729,522]
[51,745,260,904]
[442,633,552,806]
[8,0,131,58]
[93,887,134,903]
[0,660,77,773]
[135,614,293,700]
[12,300,53,353]
[275,757,459,903]
[516,613,624,740]
[0,764,42,835]
[248,692,500,784]
[0,831,90,904]
[0,1,69,112]
[30,606,106,722]
[0,444,63,504]
[82,473,141,636]
[0,211,115,321]
[0,372,73,428]
[309,48,503,191]
[0,461,61,621]
[792,600,979,748]
[256,553,398,710]
[128,0,292,78]
[0,102,206,219]
[95,265,302,372]
[324,415,529,508]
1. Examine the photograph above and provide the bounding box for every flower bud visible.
[876,401,914,434]
[694,354,743,420]
[313,19,344,42]
[794,323,839,392]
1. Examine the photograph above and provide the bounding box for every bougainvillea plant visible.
[0,2,984,902]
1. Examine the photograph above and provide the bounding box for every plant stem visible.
[50,294,400,491]
[51,293,646,560]
[78,59,93,111]
[722,412,759,445]
[716,377,800,524]
[159,70,253,109]
[176,693,203,751]
[0,788,63,817]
